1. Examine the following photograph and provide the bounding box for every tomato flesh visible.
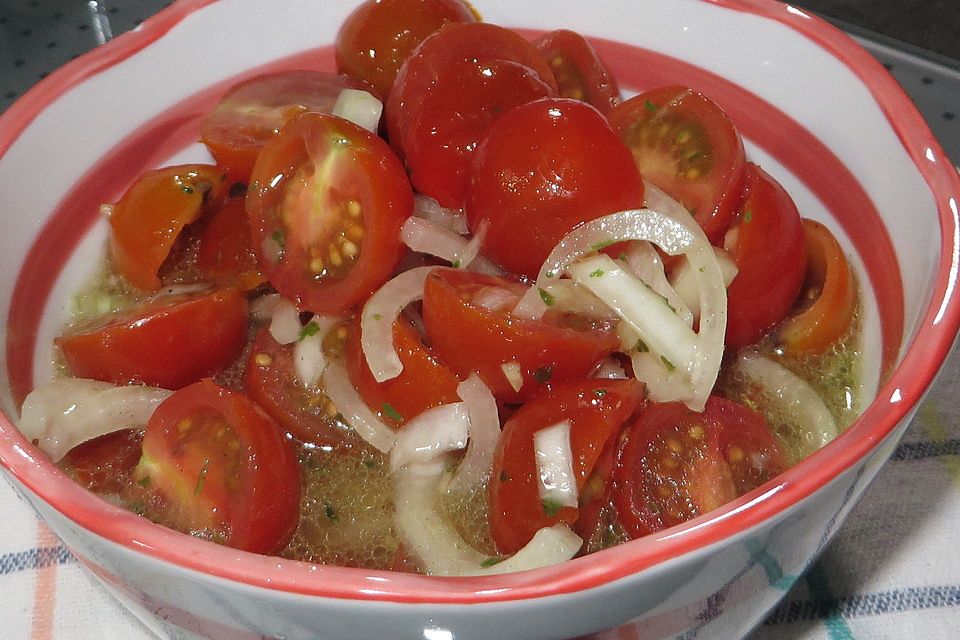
[489,379,644,554]
[465,97,644,278]
[134,379,300,554]
[56,288,248,390]
[60,429,144,496]
[247,112,412,314]
[421,268,619,403]
[196,194,265,290]
[534,29,621,114]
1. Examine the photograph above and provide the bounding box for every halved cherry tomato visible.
[200,71,364,182]
[608,86,745,245]
[533,29,620,114]
[612,396,786,539]
[109,164,228,291]
[56,288,248,390]
[335,0,477,100]
[778,219,856,354]
[60,429,144,496]
[386,22,559,157]
[421,268,619,403]
[403,57,555,207]
[488,379,644,554]
[465,97,644,278]
[134,379,300,554]
[247,112,412,314]
[196,194,265,290]
[244,326,357,448]
[345,315,461,426]
[724,164,806,349]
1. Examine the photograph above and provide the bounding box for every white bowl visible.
[1,0,958,638]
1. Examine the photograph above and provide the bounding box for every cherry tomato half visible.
[724,164,806,350]
[612,396,786,539]
[201,71,364,183]
[60,429,144,496]
[109,164,228,291]
[56,288,248,390]
[335,0,477,100]
[196,193,265,290]
[533,29,621,114]
[489,379,644,554]
[777,219,856,354]
[421,268,619,403]
[247,112,412,314]
[465,97,644,278]
[345,315,461,426]
[608,86,745,245]
[134,379,300,554]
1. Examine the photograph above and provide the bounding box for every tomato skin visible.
[60,429,144,496]
[56,289,248,390]
[534,29,621,114]
[109,164,228,291]
[247,113,412,314]
[135,379,300,554]
[335,0,477,100]
[465,97,644,278]
[778,219,856,354]
[345,315,461,426]
[201,71,364,183]
[244,327,356,448]
[612,396,787,539]
[725,164,807,349]
[421,268,619,403]
[404,58,555,207]
[608,86,745,245]
[197,194,265,290]
[489,379,644,554]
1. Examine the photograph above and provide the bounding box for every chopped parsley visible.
[480,557,504,568]
[538,288,556,307]
[194,459,210,496]
[644,99,658,113]
[298,322,320,340]
[270,228,286,249]
[451,259,462,268]
[324,502,339,522]
[137,475,151,488]
[381,402,404,421]
[533,365,553,384]
[743,210,753,223]
[542,499,563,517]
[660,355,676,372]
[590,239,615,251]
[544,270,557,278]
[634,339,649,353]
[372,312,382,321]
[594,388,608,398]
[362,455,377,469]
[589,268,604,278]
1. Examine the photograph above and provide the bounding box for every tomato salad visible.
[19,0,863,573]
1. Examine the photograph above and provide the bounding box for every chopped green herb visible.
[194,459,210,496]
[544,270,557,278]
[594,389,608,398]
[743,210,753,223]
[660,355,676,372]
[362,456,377,469]
[499,470,511,482]
[533,365,553,384]
[589,268,604,278]
[590,239,615,251]
[137,475,151,488]
[687,150,704,161]
[698,266,705,273]
[131,500,146,515]
[298,322,320,340]
[647,501,661,513]
[372,313,382,321]
[452,259,461,268]
[382,402,404,421]
[542,499,563,517]
[480,557,504,568]
[618,253,628,261]
[634,339,649,353]
[270,229,285,249]
[538,288,556,307]
[644,99,658,113]
[250,180,260,191]
[323,502,339,522]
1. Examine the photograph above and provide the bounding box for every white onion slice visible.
[400,216,501,275]
[592,357,627,379]
[619,240,693,327]
[292,316,339,389]
[389,402,470,473]
[501,361,524,393]
[250,293,281,322]
[533,420,577,509]
[269,298,302,345]
[447,374,501,494]
[19,378,172,462]
[320,360,396,453]
[736,352,838,460]
[413,194,469,235]
[331,88,383,132]
[361,266,435,382]
[670,248,738,322]
[539,280,619,320]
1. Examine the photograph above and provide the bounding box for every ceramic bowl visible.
[1,0,958,638]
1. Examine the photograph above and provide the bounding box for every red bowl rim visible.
[1,0,959,605]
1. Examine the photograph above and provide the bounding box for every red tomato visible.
[109,164,228,291]
[134,379,300,554]
[386,22,559,157]
[60,429,144,496]
[612,396,786,539]
[56,289,248,390]
[404,57,555,207]
[488,379,644,554]
[421,268,619,403]
[335,0,477,100]
[465,97,644,278]
[244,327,357,448]
[196,194,265,290]
[777,219,856,354]
[345,315,461,426]
[533,29,620,114]
[724,164,807,349]
[200,71,364,182]
[247,113,412,314]
[608,86,745,245]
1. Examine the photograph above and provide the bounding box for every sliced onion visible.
[361,266,435,382]
[736,351,838,460]
[619,240,693,327]
[413,194,469,235]
[293,316,339,389]
[501,361,524,393]
[533,420,577,509]
[539,280,619,320]
[331,88,383,133]
[670,248,738,322]
[250,293,281,322]
[269,298,302,345]
[456,219,488,269]
[447,374,501,494]
[400,216,501,275]
[321,360,396,453]
[592,357,627,379]
[472,285,517,312]
[19,378,172,462]
[389,402,470,473]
